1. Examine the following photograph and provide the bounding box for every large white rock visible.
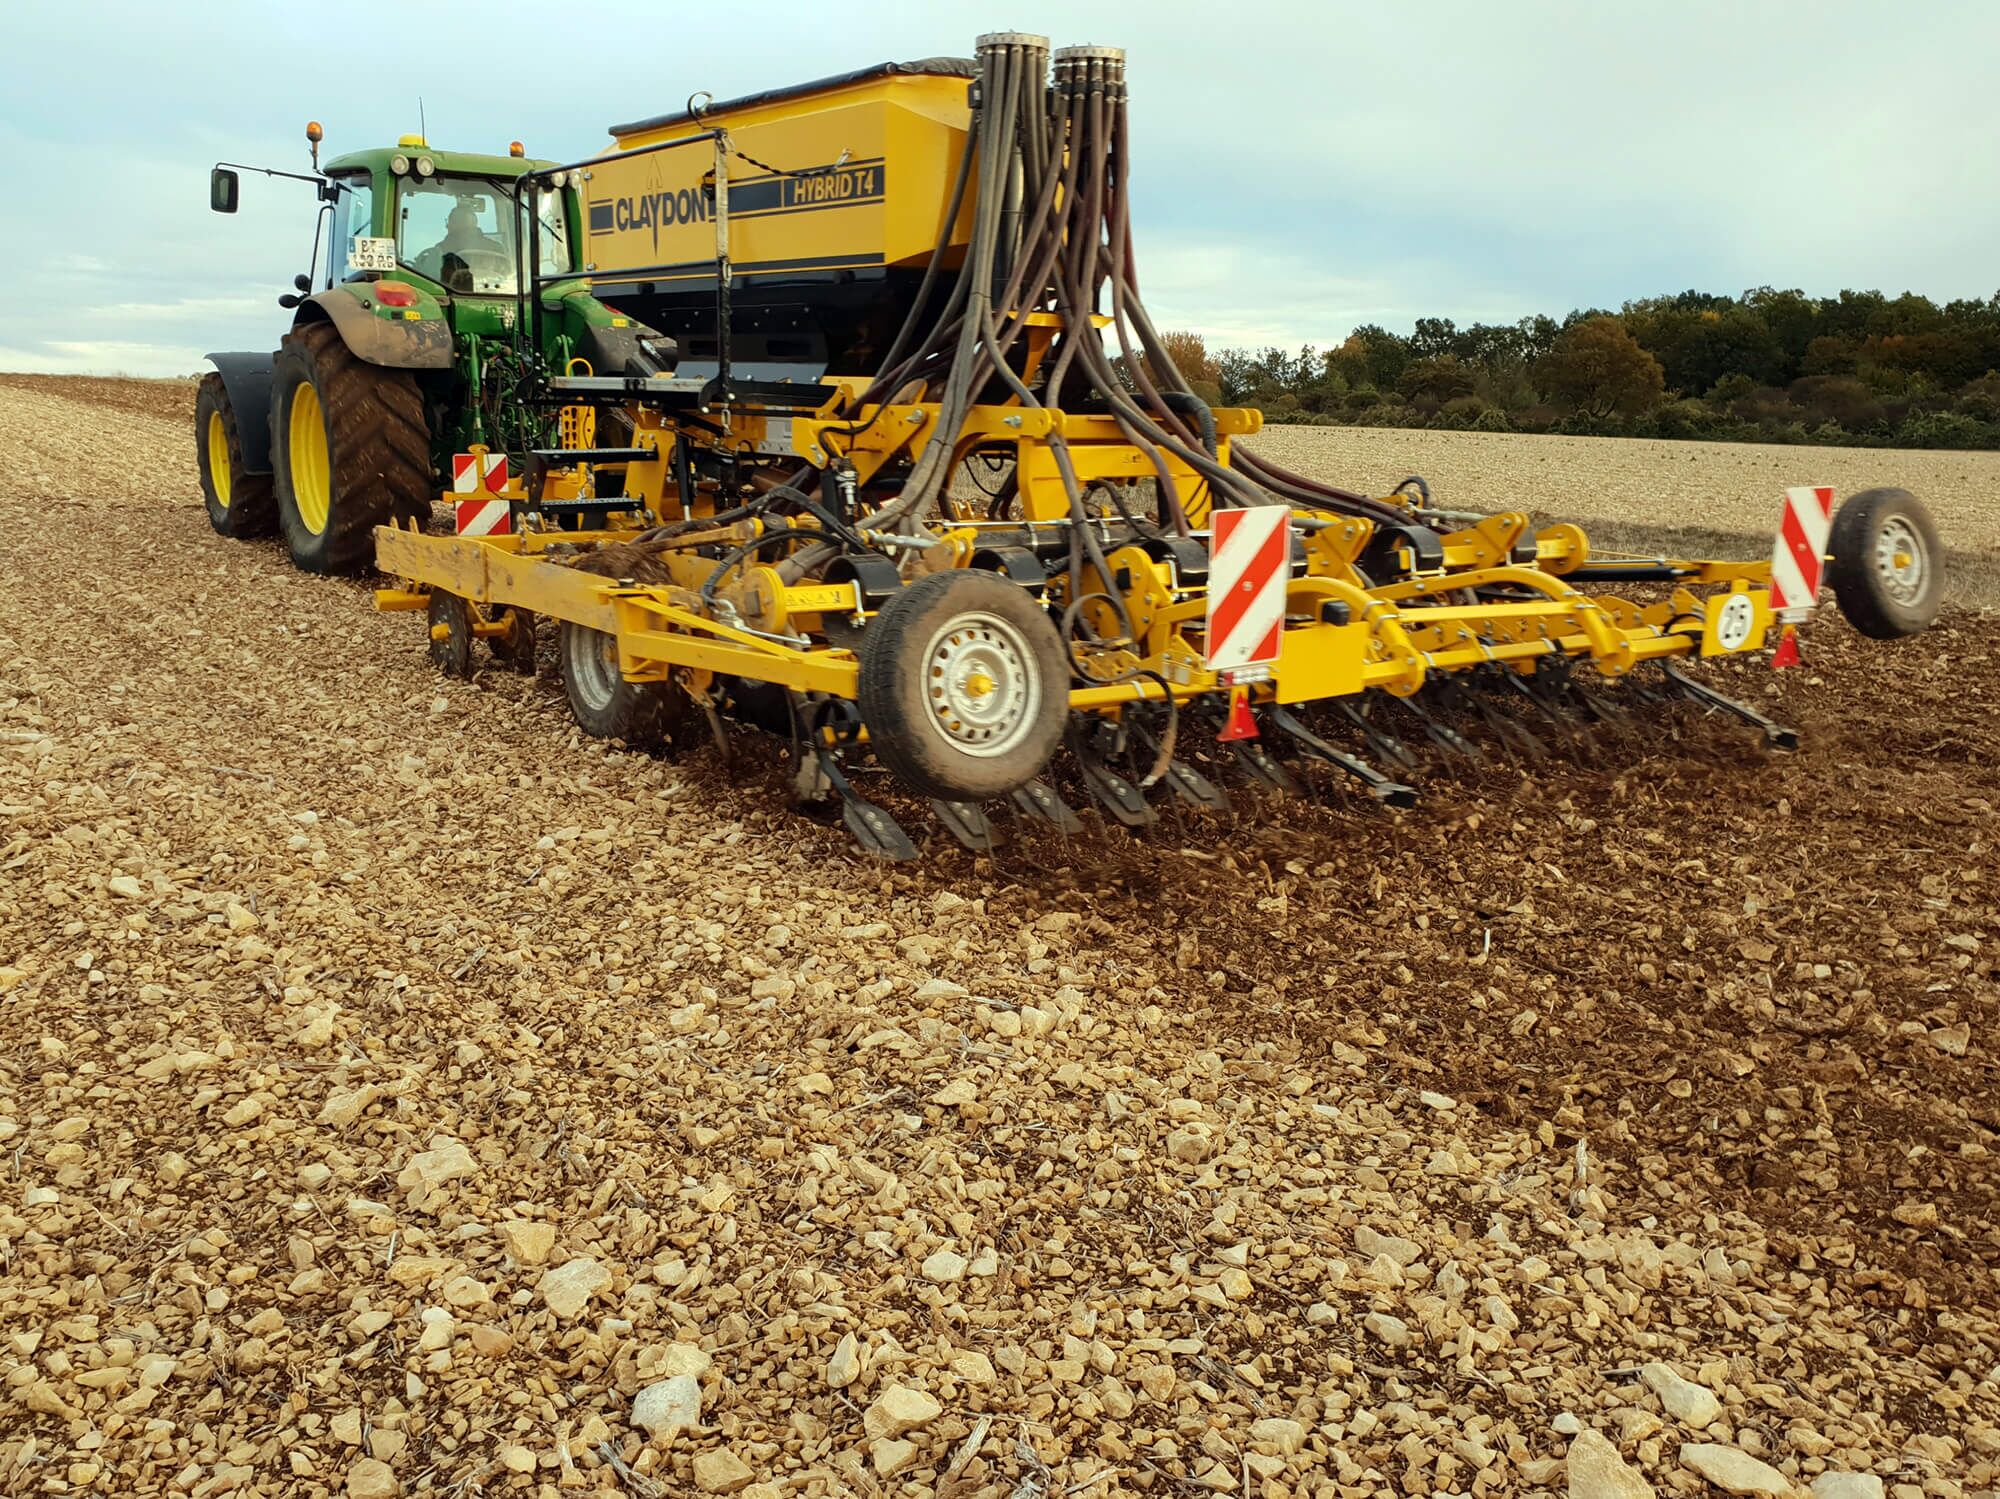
[826,1332,862,1389]
[631,1374,702,1438]
[1679,1443,1794,1497]
[1643,1362,1722,1427]
[864,1384,942,1441]
[1566,1428,1654,1499]
[538,1257,609,1320]
[1354,1224,1422,1266]
[1810,1475,1883,1499]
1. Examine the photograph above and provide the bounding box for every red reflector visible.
[375,281,417,308]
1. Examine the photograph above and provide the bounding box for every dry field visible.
[1251,425,2000,607]
[1,375,1997,1499]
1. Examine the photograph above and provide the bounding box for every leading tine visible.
[1160,759,1231,814]
[931,798,1002,851]
[1010,779,1084,834]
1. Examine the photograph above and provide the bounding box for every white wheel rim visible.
[569,628,622,711]
[1874,516,1927,604]
[1714,593,1755,650]
[923,609,1039,759]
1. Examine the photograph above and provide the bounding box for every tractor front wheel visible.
[195,373,276,538]
[269,322,432,574]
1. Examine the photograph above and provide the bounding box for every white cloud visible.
[0,341,207,377]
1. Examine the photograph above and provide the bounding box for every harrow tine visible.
[1129,715,1231,815]
[1229,738,1305,796]
[1069,723,1160,829]
[1160,759,1232,814]
[1010,779,1084,835]
[1076,758,1158,828]
[1467,677,1549,760]
[931,798,1002,851]
[1396,693,1485,761]
[1504,672,1602,764]
[1269,706,1418,809]
[1334,700,1423,775]
[1661,664,1800,750]
[815,750,918,861]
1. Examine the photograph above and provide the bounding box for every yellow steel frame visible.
[374,391,1781,724]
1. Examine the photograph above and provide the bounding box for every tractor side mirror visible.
[293,273,312,293]
[278,293,302,310]
[210,167,240,214]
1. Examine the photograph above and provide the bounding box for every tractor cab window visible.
[533,190,574,278]
[399,178,518,294]
[329,175,375,284]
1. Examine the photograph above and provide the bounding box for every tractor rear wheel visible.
[268,322,433,574]
[1827,487,1944,639]
[195,373,276,538]
[857,569,1068,802]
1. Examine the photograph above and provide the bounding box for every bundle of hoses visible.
[843,33,1410,547]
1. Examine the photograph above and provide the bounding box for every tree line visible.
[1154,287,2000,449]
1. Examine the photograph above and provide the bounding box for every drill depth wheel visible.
[427,592,474,679]
[857,569,1067,802]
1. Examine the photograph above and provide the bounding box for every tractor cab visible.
[200,123,661,575]
[317,138,577,306]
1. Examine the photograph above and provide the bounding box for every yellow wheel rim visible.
[206,409,232,508]
[288,382,331,535]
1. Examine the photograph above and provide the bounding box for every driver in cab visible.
[418,199,503,292]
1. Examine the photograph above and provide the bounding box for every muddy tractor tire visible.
[195,372,277,538]
[268,322,433,574]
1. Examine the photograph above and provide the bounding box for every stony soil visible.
[1,375,1996,1499]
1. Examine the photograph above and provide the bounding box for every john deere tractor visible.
[198,124,658,573]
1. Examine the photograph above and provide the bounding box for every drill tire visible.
[269,321,433,575]
[195,372,276,538]
[558,621,683,747]
[858,569,1068,803]
[1827,487,1944,639]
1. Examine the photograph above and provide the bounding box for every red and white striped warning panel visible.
[455,499,512,536]
[451,451,508,495]
[1768,485,1833,613]
[1204,505,1291,671]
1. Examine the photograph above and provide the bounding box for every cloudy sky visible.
[4,0,1995,376]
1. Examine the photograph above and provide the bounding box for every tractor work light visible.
[415,156,436,177]
[390,154,410,176]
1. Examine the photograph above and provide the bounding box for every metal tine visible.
[1333,700,1423,775]
[816,749,917,861]
[1467,672,1550,760]
[1432,676,1516,762]
[1160,759,1231,814]
[1068,725,1158,829]
[1268,706,1418,809]
[1504,671,1602,765]
[931,798,1001,852]
[1129,716,1232,816]
[1396,689,1485,761]
[1660,663,1800,750]
[1228,738,1305,796]
[1010,779,1084,835]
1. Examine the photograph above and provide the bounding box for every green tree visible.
[1536,316,1665,418]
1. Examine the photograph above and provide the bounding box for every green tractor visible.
[198,123,660,573]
